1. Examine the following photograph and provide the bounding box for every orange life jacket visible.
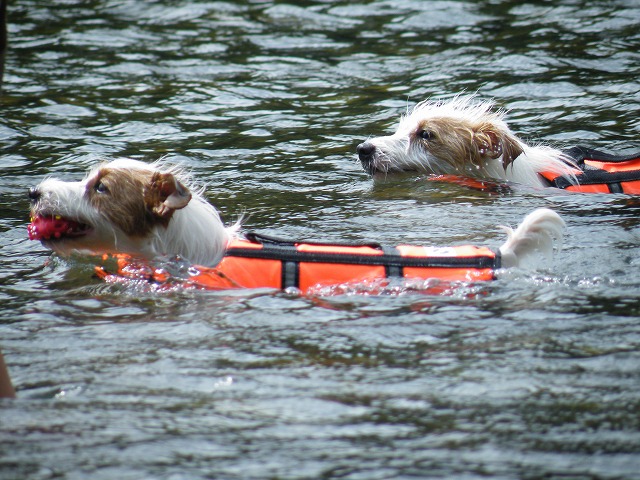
[95,232,501,293]
[541,146,640,194]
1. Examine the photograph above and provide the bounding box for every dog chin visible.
[39,233,112,258]
[371,169,413,180]
[365,162,419,178]
[361,159,405,177]
[40,239,95,258]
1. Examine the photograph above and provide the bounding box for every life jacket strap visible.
[225,239,499,269]
[541,146,640,193]
[225,234,500,289]
[564,146,640,164]
[245,231,394,288]
[381,246,403,277]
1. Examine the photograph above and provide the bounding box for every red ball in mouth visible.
[28,215,92,241]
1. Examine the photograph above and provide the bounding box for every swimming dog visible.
[357,96,579,187]
[28,159,233,267]
[28,159,565,278]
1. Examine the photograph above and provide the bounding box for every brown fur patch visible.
[86,167,156,237]
[86,167,190,237]
[417,117,523,170]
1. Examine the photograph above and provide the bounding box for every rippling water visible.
[2,1,640,478]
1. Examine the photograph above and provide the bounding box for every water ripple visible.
[1,0,640,478]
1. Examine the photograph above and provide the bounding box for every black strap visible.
[564,146,640,164]
[550,146,640,191]
[381,246,403,277]
[552,169,640,190]
[281,259,299,289]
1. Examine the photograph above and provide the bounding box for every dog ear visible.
[473,129,523,169]
[498,133,524,170]
[144,172,192,220]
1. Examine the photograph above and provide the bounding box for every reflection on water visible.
[1,1,640,478]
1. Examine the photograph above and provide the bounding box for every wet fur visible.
[357,96,578,187]
[29,159,233,267]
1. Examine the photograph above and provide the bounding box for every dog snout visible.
[357,142,379,175]
[357,141,376,162]
[28,187,41,203]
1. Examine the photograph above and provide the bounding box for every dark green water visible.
[1,1,640,478]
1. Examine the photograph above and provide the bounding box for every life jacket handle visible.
[245,231,385,250]
[563,146,640,164]
[227,240,499,270]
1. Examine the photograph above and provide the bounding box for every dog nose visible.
[357,141,376,162]
[357,142,379,175]
[28,187,41,203]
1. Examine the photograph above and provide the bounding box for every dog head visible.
[28,159,229,266]
[357,96,524,178]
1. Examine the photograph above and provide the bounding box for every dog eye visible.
[94,181,109,194]
[417,129,434,141]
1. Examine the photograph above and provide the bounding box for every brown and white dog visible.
[28,158,565,272]
[28,159,234,267]
[357,95,578,187]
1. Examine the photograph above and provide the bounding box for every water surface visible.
[1,1,640,478]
